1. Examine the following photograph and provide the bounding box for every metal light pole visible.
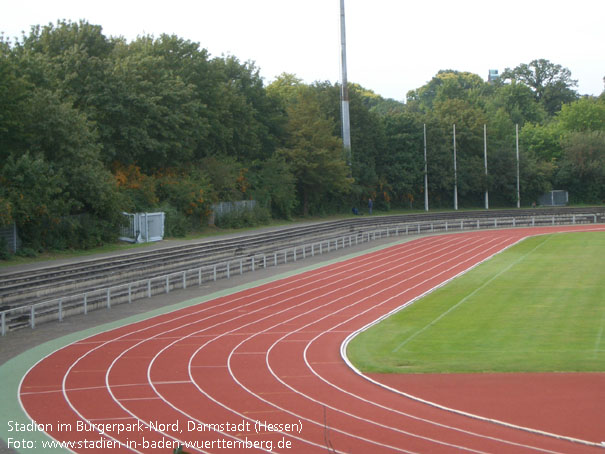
[339,0,352,169]
[484,124,489,210]
[453,124,458,211]
[516,124,520,208]
[423,123,429,211]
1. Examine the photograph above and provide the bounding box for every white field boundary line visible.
[220,238,509,454]
[294,235,568,454]
[2,233,534,453]
[340,227,605,449]
[194,230,602,454]
[13,227,603,452]
[48,234,451,454]
[295,238,568,454]
[17,236,414,454]
[163,236,482,453]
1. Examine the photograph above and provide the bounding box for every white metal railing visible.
[0,213,599,336]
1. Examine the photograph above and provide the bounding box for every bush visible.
[215,205,271,229]
[160,204,189,237]
[0,237,11,260]
[15,246,38,258]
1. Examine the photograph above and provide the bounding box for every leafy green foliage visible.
[501,59,578,115]
[277,86,352,215]
[0,19,603,253]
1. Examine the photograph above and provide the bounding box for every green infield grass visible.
[347,231,605,374]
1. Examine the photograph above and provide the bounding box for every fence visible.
[119,212,165,243]
[0,223,19,254]
[209,200,257,224]
[1,212,601,336]
[539,190,568,207]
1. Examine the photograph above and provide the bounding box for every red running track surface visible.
[19,226,605,453]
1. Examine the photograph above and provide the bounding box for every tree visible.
[406,70,486,111]
[501,59,578,115]
[278,87,352,215]
[248,156,297,219]
[557,97,605,132]
[556,131,605,203]
[379,112,424,207]
[489,80,546,126]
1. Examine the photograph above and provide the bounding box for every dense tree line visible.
[1,21,604,252]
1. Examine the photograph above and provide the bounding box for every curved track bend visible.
[17,225,605,453]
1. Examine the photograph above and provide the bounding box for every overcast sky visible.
[2,0,604,101]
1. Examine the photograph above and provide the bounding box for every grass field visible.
[347,232,605,374]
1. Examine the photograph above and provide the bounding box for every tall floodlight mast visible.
[453,124,458,211]
[516,124,520,208]
[423,123,429,211]
[484,124,489,209]
[339,0,352,169]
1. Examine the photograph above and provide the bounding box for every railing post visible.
[128,284,132,303]
[107,288,111,308]
[252,257,255,272]
[1,311,5,336]
[182,271,187,289]
[263,254,267,268]
[59,299,63,321]
[165,276,170,294]
[198,268,202,285]
[214,264,217,281]
[84,293,88,314]
[31,306,35,329]
[227,262,230,279]
[239,259,243,275]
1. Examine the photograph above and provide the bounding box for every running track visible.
[15,226,605,453]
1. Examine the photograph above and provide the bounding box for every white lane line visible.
[98,234,446,453]
[22,234,427,453]
[213,236,509,453]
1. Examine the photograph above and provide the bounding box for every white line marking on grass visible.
[392,235,552,353]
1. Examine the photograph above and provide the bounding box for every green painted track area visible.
[347,232,605,374]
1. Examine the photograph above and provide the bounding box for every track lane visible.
[18,226,605,453]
